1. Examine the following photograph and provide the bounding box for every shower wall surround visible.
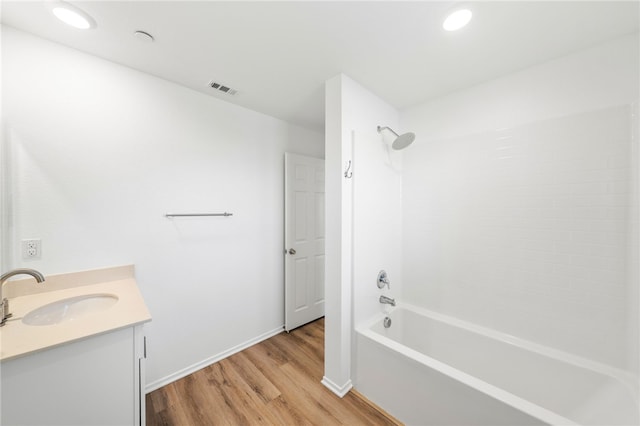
[401,34,639,372]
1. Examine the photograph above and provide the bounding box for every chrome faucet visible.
[379,295,396,307]
[1,269,45,326]
[377,270,390,289]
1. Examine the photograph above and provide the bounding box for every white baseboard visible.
[321,376,353,398]
[145,326,284,393]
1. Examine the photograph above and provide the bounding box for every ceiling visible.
[2,1,639,132]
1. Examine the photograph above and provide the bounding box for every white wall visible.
[324,74,403,394]
[342,78,403,329]
[401,33,639,372]
[2,26,323,388]
[323,75,351,396]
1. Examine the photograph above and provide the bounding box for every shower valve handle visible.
[377,270,390,289]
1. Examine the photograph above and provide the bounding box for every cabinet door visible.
[1,328,136,425]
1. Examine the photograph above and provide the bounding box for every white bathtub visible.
[355,304,639,426]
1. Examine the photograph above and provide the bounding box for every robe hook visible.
[344,160,353,179]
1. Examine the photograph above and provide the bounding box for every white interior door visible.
[284,153,325,332]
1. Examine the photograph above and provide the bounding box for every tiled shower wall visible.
[403,105,637,370]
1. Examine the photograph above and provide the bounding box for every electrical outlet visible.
[22,239,41,260]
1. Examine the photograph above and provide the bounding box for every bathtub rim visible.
[356,303,639,426]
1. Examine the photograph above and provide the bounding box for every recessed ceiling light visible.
[443,8,472,32]
[52,2,96,30]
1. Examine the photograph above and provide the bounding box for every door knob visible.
[288,248,296,255]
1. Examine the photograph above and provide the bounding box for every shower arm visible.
[377,126,399,137]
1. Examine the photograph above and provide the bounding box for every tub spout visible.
[379,295,396,306]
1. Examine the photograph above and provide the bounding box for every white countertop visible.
[0,265,152,362]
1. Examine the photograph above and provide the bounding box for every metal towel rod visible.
[165,212,233,218]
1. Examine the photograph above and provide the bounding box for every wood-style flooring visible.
[146,318,402,425]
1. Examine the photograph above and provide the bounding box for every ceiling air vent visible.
[208,80,238,96]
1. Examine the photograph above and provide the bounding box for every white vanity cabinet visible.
[0,265,151,426]
[1,324,147,426]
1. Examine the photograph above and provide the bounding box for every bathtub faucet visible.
[379,295,396,307]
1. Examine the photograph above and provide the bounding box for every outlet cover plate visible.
[22,239,41,260]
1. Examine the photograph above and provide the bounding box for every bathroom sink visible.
[22,294,119,326]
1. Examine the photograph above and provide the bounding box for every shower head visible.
[377,126,415,150]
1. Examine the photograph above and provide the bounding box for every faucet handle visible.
[377,270,390,289]
[0,299,12,326]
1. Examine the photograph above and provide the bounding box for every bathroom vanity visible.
[0,265,151,426]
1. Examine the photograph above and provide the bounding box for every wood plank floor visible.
[146,318,402,425]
